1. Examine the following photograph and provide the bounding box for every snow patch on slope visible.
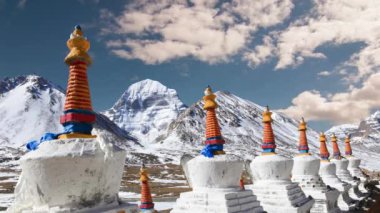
[0,75,64,148]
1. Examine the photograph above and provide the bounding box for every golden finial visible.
[140,164,149,182]
[345,134,350,143]
[319,132,326,142]
[203,85,218,110]
[299,117,307,131]
[65,25,92,65]
[262,105,272,123]
[331,133,337,143]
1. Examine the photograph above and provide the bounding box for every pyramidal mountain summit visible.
[103,79,187,147]
[1,75,380,170]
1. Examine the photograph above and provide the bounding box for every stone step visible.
[251,182,299,191]
[252,188,307,204]
[173,191,265,213]
[290,192,308,204]
[172,205,264,213]
[173,201,264,213]
[260,198,314,213]
[255,195,306,207]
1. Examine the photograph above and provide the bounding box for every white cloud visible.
[100,0,380,125]
[101,0,294,64]
[243,36,276,68]
[273,0,380,83]
[271,0,380,124]
[317,71,330,77]
[280,72,380,124]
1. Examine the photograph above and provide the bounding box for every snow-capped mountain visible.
[0,75,137,150]
[2,76,380,171]
[104,79,187,146]
[103,79,380,170]
[150,90,380,171]
[326,111,380,140]
[357,111,380,137]
[0,75,65,148]
[325,124,358,139]
[156,91,322,159]
[326,111,380,170]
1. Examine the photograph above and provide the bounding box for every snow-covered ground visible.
[0,193,14,210]
[0,192,176,211]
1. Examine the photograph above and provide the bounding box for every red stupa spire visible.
[298,118,309,154]
[59,25,96,139]
[262,106,276,153]
[319,132,329,160]
[331,133,342,160]
[201,86,225,157]
[240,175,245,190]
[139,164,155,211]
[345,135,353,156]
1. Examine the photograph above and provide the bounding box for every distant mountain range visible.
[0,75,138,147]
[1,75,380,170]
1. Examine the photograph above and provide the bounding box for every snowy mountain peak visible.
[0,75,63,96]
[0,74,138,149]
[367,110,380,121]
[0,75,65,147]
[104,79,187,146]
[325,124,358,138]
[125,79,177,99]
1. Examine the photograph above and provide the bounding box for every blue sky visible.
[1,0,379,131]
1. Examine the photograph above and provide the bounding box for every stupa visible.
[318,133,357,211]
[172,86,263,213]
[139,164,156,213]
[249,107,314,213]
[8,26,138,213]
[329,134,365,200]
[345,135,368,193]
[291,118,340,213]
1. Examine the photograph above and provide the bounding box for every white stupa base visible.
[16,202,139,213]
[292,155,340,213]
[347,157,368,193]
[319,161,358,211]
[186,155,244,189]
[347,158,367,181]
[173,154,263,213]
[250,154,314,213]
[171,189,264,213]
[331,159,366,200]
[8,138,138,213]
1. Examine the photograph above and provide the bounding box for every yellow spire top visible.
[345,135,350,143]
[65,25,92,65]
[203,86,218,110]
[299,117,307,131]
[140,164,149,182]
[262,106,272,123]
[331,133,337,143]
[319,132,326,142]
